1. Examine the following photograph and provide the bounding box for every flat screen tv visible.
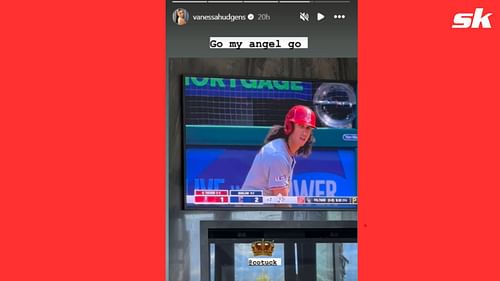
[183,75,357,209]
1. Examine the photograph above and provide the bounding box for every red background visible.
[1,0,499,280]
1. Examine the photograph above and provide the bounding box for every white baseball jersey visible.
[241,138,296,195]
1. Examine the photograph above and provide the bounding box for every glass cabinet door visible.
[209,241,357,281]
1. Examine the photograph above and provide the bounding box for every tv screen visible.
[183,75,357,209]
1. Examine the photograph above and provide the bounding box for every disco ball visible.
[313,83,357,128]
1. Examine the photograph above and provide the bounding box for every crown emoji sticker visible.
[248,240,282,267]
[251,239,275,256]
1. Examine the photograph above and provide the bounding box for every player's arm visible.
[267,155,291,196]
[269,186,289,196]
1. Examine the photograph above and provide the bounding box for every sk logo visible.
[452,8,493,29]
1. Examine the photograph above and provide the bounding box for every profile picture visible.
[173,8,189,26]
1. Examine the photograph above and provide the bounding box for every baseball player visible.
[241,105,316,196]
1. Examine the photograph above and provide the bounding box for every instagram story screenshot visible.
[167,1,358,281]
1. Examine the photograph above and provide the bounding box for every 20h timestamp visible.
[248,13,271,21]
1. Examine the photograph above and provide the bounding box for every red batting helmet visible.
[284,105,316,135]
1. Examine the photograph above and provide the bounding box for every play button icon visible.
[317,12,325,21]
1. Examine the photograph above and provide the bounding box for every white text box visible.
[209,37,308,49]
